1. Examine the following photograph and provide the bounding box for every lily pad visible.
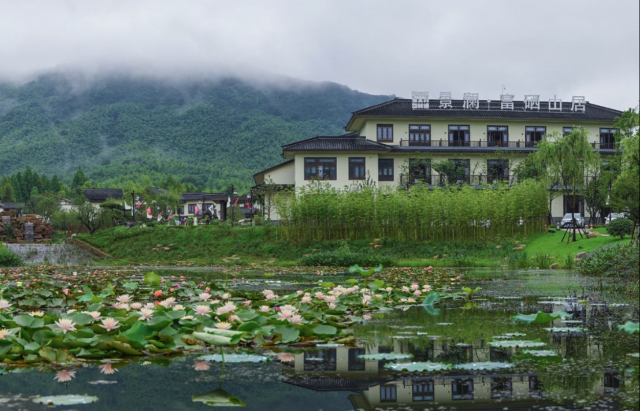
[618,321,639,335]
[385,361,452,372]
[511,310,571,324]
[358,353,412,361]
[197,354,271,363]
[192,388,246,407]
[454,362,514,370]
[32,395,99,406]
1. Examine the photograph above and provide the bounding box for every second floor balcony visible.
[400,173,518,187]
[399,140,619,150]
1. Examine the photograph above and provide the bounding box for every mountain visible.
[0,73,391,191]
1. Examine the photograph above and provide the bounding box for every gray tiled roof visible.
[346,98,622,129]
[84,189,123,202]
[282,134,391,152]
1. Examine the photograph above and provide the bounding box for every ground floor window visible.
[188,204,196,214]
[412,379,435,401]
[379,159,394,181]
[380,384,397,402]
[487,159,509,182]
[304,158,337,180]
[563,195,584,215]
[452,378,474,400]
[449,159,471,183]
[349,157,366,180]
[409,158,432,184]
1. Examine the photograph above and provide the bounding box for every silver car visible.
[605,213,626,224]
[561,213,584,228]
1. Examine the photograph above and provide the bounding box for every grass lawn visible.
[524,227,630,260]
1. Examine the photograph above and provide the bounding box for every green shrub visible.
[0,244,24,267]
[532,253,552,269]
[576,242,639,281]
[606,218,635,239]
[507,252,529,270]
[299,251,397,267]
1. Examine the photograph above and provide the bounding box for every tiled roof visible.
[253,159,294,178]
[180,192,227,202]
[282,133,391,152]
[84,189,123,202]
[346,98,623,129]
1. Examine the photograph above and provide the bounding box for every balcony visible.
[399,140,618,150]
[400,173,517,187]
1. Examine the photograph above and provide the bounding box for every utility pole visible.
[131,191,135,222]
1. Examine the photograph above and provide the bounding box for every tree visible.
[0,177,16,203]
[512,155,562,225]
[533,128,599,242]
[610,170,640,239]
[583,164,613,225]
[71,166,88,195]
[252,177,278,221]
[73,200,108,235]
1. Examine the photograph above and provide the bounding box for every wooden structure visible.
[0,211,54,243]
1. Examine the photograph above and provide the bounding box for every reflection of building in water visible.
[282,341,620,410]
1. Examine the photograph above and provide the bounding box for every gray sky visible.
[1,0,638,109]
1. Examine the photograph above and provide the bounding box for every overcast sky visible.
[1,0,638,109]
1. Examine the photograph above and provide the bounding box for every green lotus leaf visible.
[192,388,246,407]
[421,292,441,306]
[511,310,571,324]
[313,325,337,336]
[192,332,234,346]
[12,315,44,329]
[197,354,270,363]
[143,271,162,286]
[237,321,261,333]
[618,322,639,334]
[358,353,412,361]
[32,395,99,406]
[274,325,299,343]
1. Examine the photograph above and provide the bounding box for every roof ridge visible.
[351,98,399,114]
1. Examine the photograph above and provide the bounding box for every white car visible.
[561,213,584,228]
[605,213,626,224]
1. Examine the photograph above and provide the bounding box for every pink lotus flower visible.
[301,296,312,304]
[199,292,211,301]
[194,305,212,316]
[160,297,176,308]
[362,314,372,321]
[288,314,303,324]
[361,295,372,306]
[83,311,101,321]
[259,305,270,312]
[54,369,76,382]
[116,294,132,303]
[138,308,154,321]
[278,309,295,321]
[99,363,118,375]
[99,318,120,332]
[131,302,143,310]
[194,361,210,371]
[215,321,232,330]
[215,302,237,316]
[0,328,11,340]
[54,318,76,334]
[277,352,295,362]
[0,299,11,311]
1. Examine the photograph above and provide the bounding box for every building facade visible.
[253,94,622,222]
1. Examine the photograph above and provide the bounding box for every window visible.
[563,195,584,215]
[349,157,366,180]
[448,125,470,146]
[304,158,337,180]
[378,159,394,181]
[487,126,508,147]
[177,205,184,215]
[487,159,509,182]
[303,349,337,371]
[491,377,513,399]
[599,128,617,149]
[409,124,431,146]
[526,126,546,147]
[347,348,366,371]
[412,379,435,401]
[563,127,574,137]
[604,372,622,393]
[452,379,474,400]
[409,158,431,184]
[188,204,196,214]
[450,159,470,183]
[380,384,397,403]
[377,124,394,142]
[529,376,544,396]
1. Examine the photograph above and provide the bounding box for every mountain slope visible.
[0,73,391,191]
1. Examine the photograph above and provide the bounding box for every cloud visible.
[0,0,638,108]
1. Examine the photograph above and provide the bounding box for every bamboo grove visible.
[275,180,548,242]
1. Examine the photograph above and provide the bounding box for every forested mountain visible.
[0,73,390,191]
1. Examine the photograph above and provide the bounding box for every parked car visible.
[561,213,584,228]
[605,213,627,224]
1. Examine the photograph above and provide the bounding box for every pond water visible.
[0,268,638,410]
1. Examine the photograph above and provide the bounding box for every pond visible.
[0,267,638,410]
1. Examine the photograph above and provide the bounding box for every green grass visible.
[76,225,631,268]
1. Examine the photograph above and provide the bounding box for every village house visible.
[253,93,622,223]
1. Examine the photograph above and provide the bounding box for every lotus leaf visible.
[32,395,99,406]
[197,354,271,363]
[192,388,246,407]
[358,353,412,360]
[618,321,639,334]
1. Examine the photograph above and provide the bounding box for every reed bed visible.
[277,180,548,242]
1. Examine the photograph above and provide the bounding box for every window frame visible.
[450,158,471,183]
[448,125,471,147]
[304,157,337,181]
[378,158,395,181]
[409,158,432,184]
[563,126,574,137]
[525,126,546,147]
[487,159,510,182]
[409,124,431,146]
[380,384,397,403]
[188,204,196,214]
[377,124,394,142]
[599,128,617,149]
[486,125,509,147]
[348,157,366,180]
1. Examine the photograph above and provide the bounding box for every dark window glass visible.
[563,127,574,137]
[412,379,435,401]
[529,376,544,396]
[487,125,508,147]
[604,372,622,393]
[377,124,394,142]
[188,204,196,214]
[452,378,474,400]
[563,195,584,215]
[487,159,509,182]
[525,126,546,147]
[409,158,431,184]
[491,377,513,399]
[304,158,337,180]
[450,159,471,183]
[599,128,617,149]
[409,124,431,146]
[347,348,366,371]
[449,125,470,146]
[303,349,337,371]
[349,157,366,180]
[380,384,397,402]
[378,159,394,181]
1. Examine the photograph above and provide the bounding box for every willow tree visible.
[533,127,599,242]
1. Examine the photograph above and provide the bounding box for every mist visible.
[0,0,638,108]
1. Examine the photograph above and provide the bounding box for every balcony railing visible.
[399,140,618,150]
[400,173,517,187]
